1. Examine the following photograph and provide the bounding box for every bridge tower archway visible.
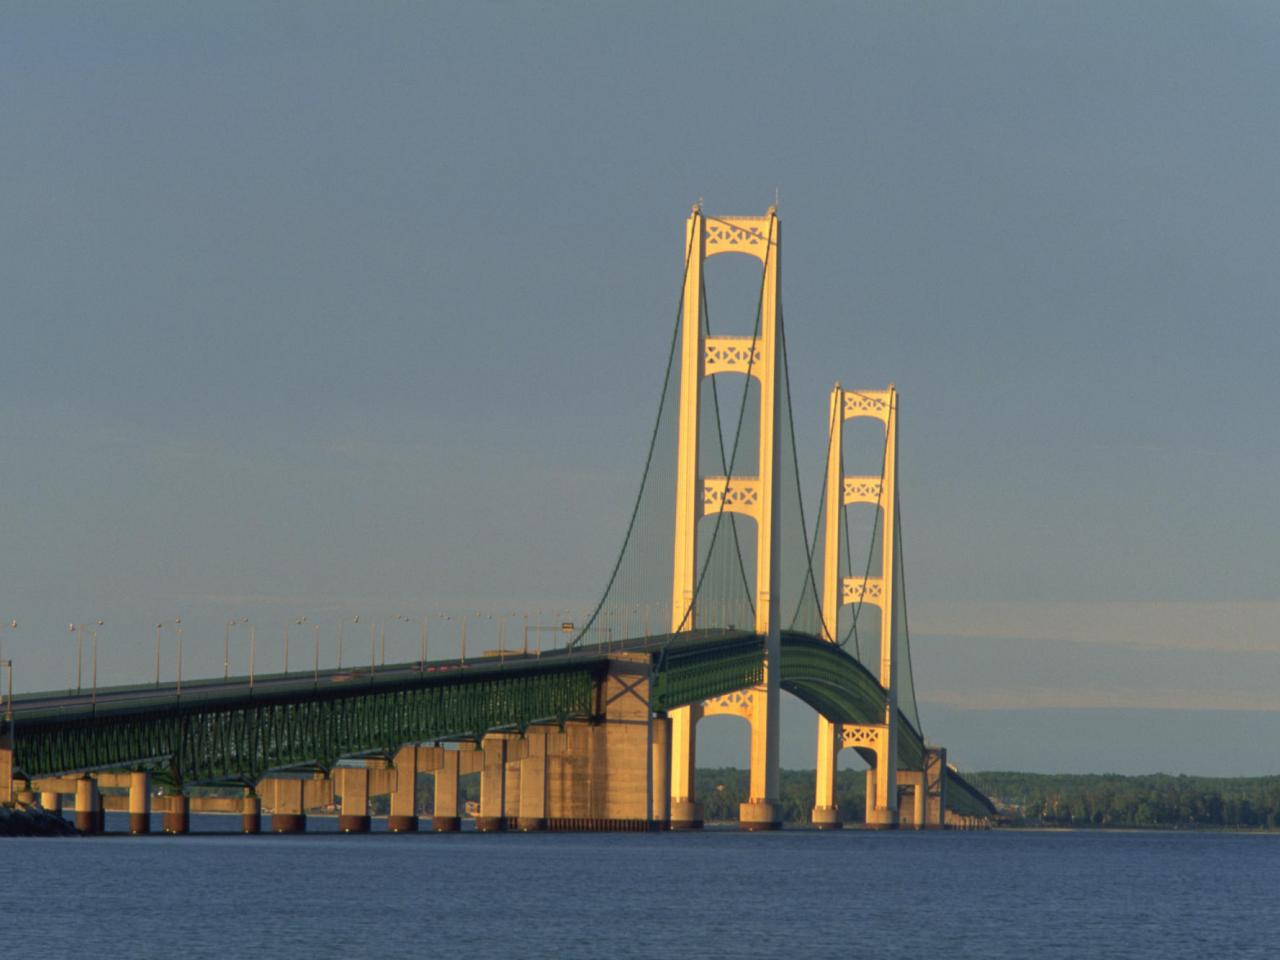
[668,205,784,831]
[812,384,902,829]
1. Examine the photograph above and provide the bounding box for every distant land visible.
[689,769,1280,828]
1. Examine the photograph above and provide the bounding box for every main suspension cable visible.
[569,227,695,649]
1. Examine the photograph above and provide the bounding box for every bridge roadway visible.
[5,629,994,821]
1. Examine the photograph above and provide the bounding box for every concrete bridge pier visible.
[896,771,925,829]
[163,792,189,834]
[739,688,782,831]
[476,735,507,832]
[863,765,899,829]
[387,744,418,832]
[430,747,463,832]
[242,792,261,834]
[504,747,522,828]
[10,773,35,806]
[516,729,547,832]
[924,748,948,830]
[267,778,307,833]
[75,776,102,834]
[336,766,371,833]
[669,705,703,830]
[128,771,150,834]
[40,789,62,816]
[811,717,842,829]
[650,714,671,828]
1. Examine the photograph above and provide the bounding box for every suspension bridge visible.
[0,205,996,833]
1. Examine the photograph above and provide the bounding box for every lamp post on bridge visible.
[0,619,15,671]
[379,615,415,668]
[292,617,321,681]
[1,658,13,733]
[435,613,452,667]
[156,619,183,692]
[283,617,310,675]
[225,617,248,679]
[337,615,360,670]
[69,620,104,697]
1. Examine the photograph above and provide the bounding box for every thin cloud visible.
[913,600,1280,654]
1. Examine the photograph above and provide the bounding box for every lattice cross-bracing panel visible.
[703,216,772,262]
[842,475,883,506]
[842,577,885,608]
[702,688,757,719]
[702,476,761,520]
[704,336,764,378]
[842,390,891,423]
[841,723,886,753]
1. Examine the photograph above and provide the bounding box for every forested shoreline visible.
[694,769,1280,828]
[375,767,1280,828]
[968,771,1280,828]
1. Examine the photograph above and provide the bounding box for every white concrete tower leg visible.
[813,385,844,828]
[740,209,782,831]
[867,386,900,829]
[668,206,705,829]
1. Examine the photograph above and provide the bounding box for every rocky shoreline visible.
[0,805,80,837]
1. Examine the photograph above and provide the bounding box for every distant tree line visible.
[697,768,871,824]
[969,771,1280,829]
[370,767,1280,828]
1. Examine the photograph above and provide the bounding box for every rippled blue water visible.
[7,823,1278,958]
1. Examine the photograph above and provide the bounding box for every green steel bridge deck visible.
[3,629,994,818]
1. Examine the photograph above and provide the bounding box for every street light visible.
[156,619,182,691]
[337,615,360,669]
[284,617,309,675]
[294,617,321,682]
[70,620,105,704]
[225,617,248,679]
[68,623,82,693]
[1,658,13,731]
[381,615,414,668]
[0,619,15,668]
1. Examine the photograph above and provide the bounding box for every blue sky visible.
[4,2,1279,775]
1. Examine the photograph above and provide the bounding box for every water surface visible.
[8,827,1276,958]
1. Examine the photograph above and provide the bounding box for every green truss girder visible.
[9,630,995,817]
[650,631,926,771]
[14,664,597,783]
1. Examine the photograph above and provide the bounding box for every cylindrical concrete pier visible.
[738,801,782,831]
[163,794,189,834]
[431,815,461,832]
[241,795,261,834]
[128,771,151,835]
[669,799,703,830]
[864,807,900,830]
[516,817,547,832]
[40,790,62,815]
[388,745,418,833]
[475,816,505,833]
[74,777,101,834]
[272,812,306,833]
[339,814,371,833]
[811,805,842,830]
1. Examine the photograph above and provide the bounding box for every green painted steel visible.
[945,770,997,818]
[8,628,994,817]
[13,661,598,783]
[777,632,926,772]
[649,630,764,711]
